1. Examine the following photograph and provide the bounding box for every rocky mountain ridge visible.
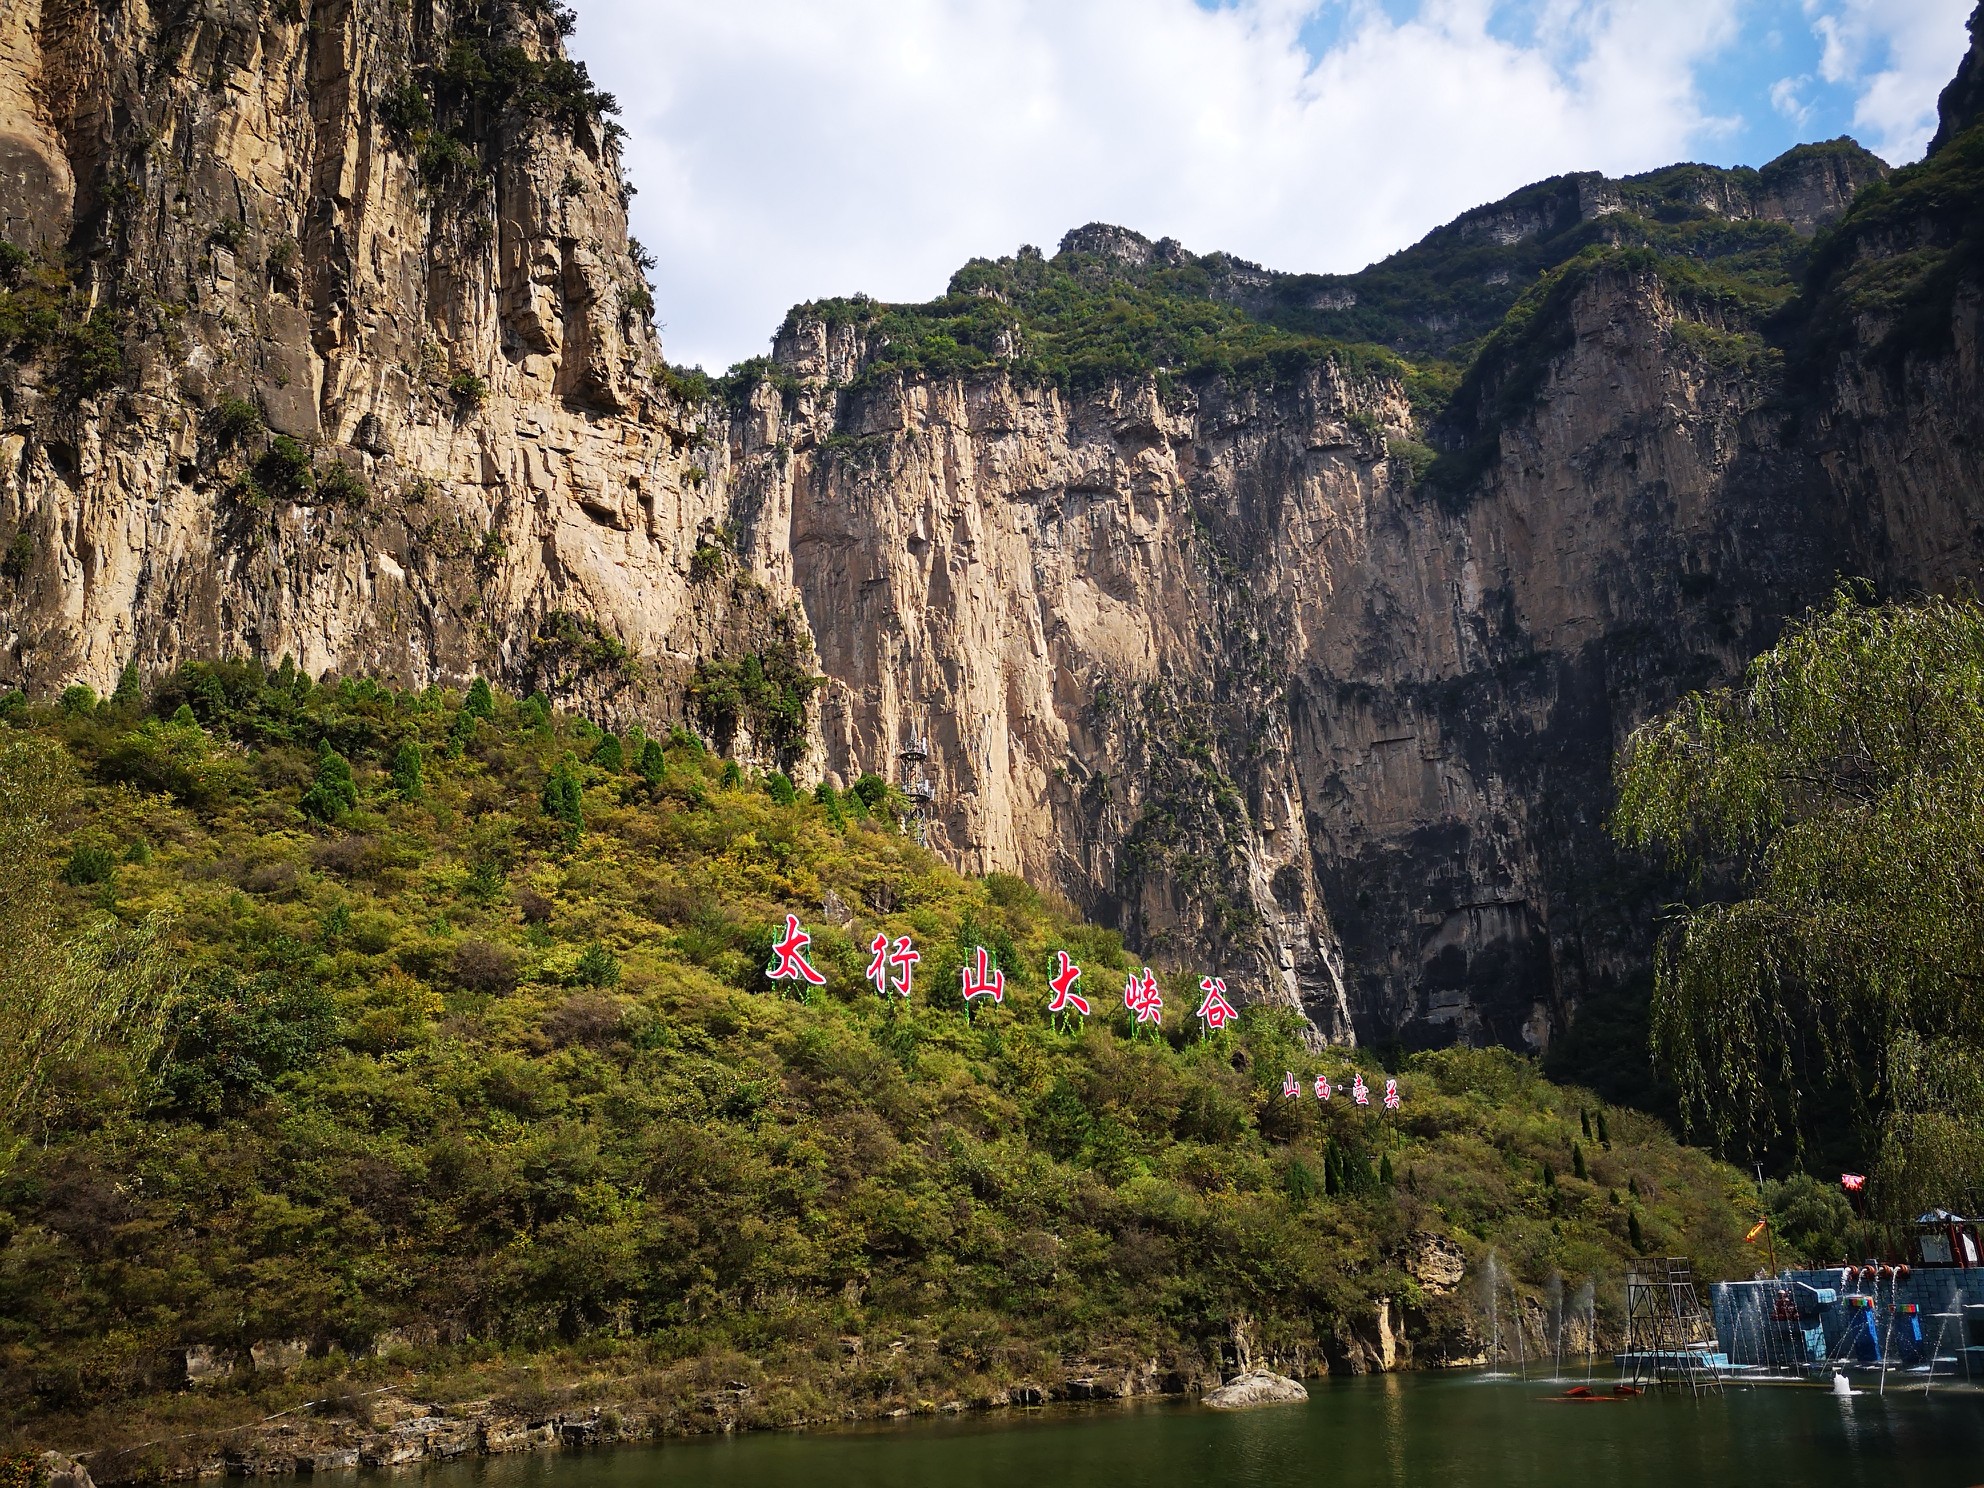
[5,0,1984,1061]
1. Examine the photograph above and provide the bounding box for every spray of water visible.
[1548,1271,1565,1381]
[1576,1279,1597,1384]
[1481,1250,1504,1374]
[1512,1276,1528,1380]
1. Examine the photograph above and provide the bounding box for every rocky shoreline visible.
[62,1364,1342,1482]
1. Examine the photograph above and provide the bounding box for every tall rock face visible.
[0,0,772,710]
[736,257,1844,1047]
[6,2,1984,1057]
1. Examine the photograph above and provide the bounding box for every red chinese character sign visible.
[865,933,890,997]
[961,946,1005,1010]
[1352,1073,1370,1106]
[1315,1075,1332,1101]
[1123,968,1164,1035]
[866,932,919,999]
[1196,977,1237,1035]
[1047,951,1090,1027]
[768,914,827,992]
[1282,1071,1300,1099]
[1383,1078,1400,1110]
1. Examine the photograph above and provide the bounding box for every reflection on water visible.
[419,1373,1984,1488]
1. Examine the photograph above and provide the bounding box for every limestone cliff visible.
[0,0,777,713]
[6,0,1984,1058]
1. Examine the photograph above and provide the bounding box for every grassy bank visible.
[0,665,1754,1475]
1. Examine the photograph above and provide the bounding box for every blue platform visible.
[1711,1268,1984,1378]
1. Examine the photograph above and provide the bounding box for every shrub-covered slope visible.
[0,666,1755,1467]
[766,140,1886,422]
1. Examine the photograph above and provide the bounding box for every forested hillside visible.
[0,666,1758,1475]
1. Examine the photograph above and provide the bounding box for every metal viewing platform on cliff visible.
[898,732,935,845]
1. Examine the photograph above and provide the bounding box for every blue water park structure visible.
[1708,1211,1984,1387]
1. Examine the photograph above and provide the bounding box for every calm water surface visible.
[425,1374,1984,1488]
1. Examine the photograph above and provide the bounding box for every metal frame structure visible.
[1623,1257,1724,1393]
[898,732,934,845]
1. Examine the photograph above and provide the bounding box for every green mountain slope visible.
[760,140,1887,426]
[0,667,1757,1469]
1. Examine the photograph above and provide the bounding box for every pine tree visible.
[301,745,358,822]
[1572,1142,1588,1180]
[1628,1210,1645,1251]
[1597,1110,1611,1148]
[446,708,476,759]
[637,738,667,786]
[541,754,584,847]
[1580,1109,1592,1140]
[391,740,425,800]
[574,941,621,988]
[593,734,625,772]
[110,661,142,712]
[464,677,495,719]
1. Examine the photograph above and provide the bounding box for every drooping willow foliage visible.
[1612,590,1984,1220]
[0,735,178,1160]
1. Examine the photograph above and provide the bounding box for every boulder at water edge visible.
[1203,1370,1309,1409]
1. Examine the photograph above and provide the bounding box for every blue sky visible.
[568,0,1975,371]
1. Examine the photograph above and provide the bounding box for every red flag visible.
[1744,1219,1768,1243]
[1841,1173,1867,1193]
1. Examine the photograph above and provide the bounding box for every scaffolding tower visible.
[898,731,934,846]
[1623,1257,1725,1393]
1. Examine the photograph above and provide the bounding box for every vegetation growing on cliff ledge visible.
[0,664,1755,1471]
[786,247,1404,398]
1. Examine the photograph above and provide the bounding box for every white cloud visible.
[562,0,1956,371]
[1771,75,1815,126]
[1804,0,1974,160]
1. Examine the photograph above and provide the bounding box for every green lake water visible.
[421,1373,1984,1488]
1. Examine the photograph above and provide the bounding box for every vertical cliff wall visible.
[714,257,1848,1047]
[0,0,784,711]
[6,1,1984,1056]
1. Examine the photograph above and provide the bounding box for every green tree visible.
[464,677,496,719]
[636,738,666,786]
[446,707,477,758]
[110,660,142,712]
[813,780,846,829]
[391,740,425,800]
[0,737,177,1147]
[574,941,620,987]
[542,754,584,847]
[301,745,359,821]
[155,966,337,1120]
[58,684,95,715]
[592,733,624,772]
[1613,591,1984,1218]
